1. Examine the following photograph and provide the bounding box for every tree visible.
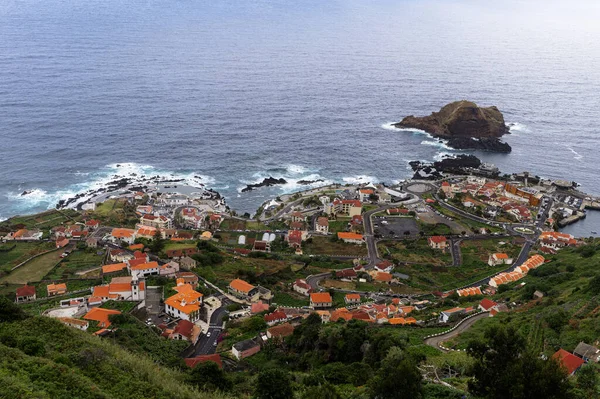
[301,383,341,399]
[467,325,573,399]
[576,365,598,398]
[0,296,28,322]
[255,369,294,399]
[368,347,422,399]
[188,361,232,392]
[149,228,164,253]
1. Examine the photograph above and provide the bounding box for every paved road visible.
[192,298,230,356]
[450,238,462,266]
[425,312,490,351]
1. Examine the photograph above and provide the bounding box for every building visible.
[140,213,172,229]
[185,354,223,369]
[179,256,197,270]
[11,229,43,240]
[47,283,67,297]
[345,293,361,305]
[251,301,270,314]
[176,272,199,289]
[456,286,482,297]
[102,262,128,275]
[310,292,332,309]
[337,232,364,244]
[15,285,36,303]
[164,283,203,322]
[83,308,121,328]
[266,323,295,339]
[93,276,145,302]
[375,260,394,273]
[129,261,160,279]
[232,339,261,360]
[86,237,98,248]
[488,253,513,266]
[56,238,69,249]
[438,307,466,323]
[359,188,374,202]
[229,279,259,302]
[159,261,180,277]
[553,349,585,376]
[290,211,305,223]
[573,342,600,363]
[336,268,358,281]
[169,319,201,345]
[58,317,89,331]
[478,298,498,312]
[264,311,287,326]
[315,217,329,234]
[285,230,303,248]
[293,279,312,296]
[110,228,136,245]
[253,240,271,252]
[428,236,447,250]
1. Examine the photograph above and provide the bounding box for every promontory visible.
[393,100,512,152]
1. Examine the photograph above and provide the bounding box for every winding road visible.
[424,311,490,351]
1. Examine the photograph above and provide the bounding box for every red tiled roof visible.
[310,292,332,304]
[185,354,223,369]
[553,349,585,375]
[264,311,287,323]
[428,236,447,243]
[479,298,498,311]
[172,319,195,339]
[16,285,36,297]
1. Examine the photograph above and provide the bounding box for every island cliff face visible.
[393,101,512,152]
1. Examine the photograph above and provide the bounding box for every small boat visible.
[592,231,598,234]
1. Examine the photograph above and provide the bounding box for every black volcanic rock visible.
[409,155,483,179]
[241,177,287,192]
[297,179,324,185]
[446,137,512,153]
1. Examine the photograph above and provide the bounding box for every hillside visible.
[0,307,228,399]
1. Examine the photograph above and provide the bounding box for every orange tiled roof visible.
[102,263,128,274]
[345,293,361,300]
[111,228,135,238]
[337,232,363,240]
[310,292,332,304]
[130,261,158,271]
[84,308,121,328]
[229,279,255,294]
[47,283,67,292]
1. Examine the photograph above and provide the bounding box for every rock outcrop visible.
[241,177,287,192]
[394,101,512,152]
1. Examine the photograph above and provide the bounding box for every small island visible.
[394,100,512,153]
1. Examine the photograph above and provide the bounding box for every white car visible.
[206,332,211,337]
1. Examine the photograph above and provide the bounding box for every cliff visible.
[394,101,509,138]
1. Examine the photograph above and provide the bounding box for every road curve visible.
[424,312,490,351]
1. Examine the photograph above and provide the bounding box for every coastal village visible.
[2,165,600,389]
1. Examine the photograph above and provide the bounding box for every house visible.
[285,230,303,248]
[83,308,121,328]
[374,272,393,283]
[15,285,36,303]
[336,268,358,281]
[341,200,362,217]
[375,260,394,273]
[232,339,261,360]
[359,188,374,202]
[345,293,361,305]
[136,205,153,214]
[290,211,305,223]
[47,283,67,297]
[349,215,364,233]
[169,319,201,345]
[85,219,100,230]
[208,214,223,229]
[293,279,312,296]
[58,317,89,331]
[93,276,145,302]
[166,248,198,258]
[12,229,43,240]
[310,292,332,309]
[337,232,364,244]
[488,253,513,266]
[164,283,203,322]
[441,181,453,197]
[387,208,410,216]
[229,279,259,302]
[56,238,69,249]
[251,301,270,314]
[553,349,585,376]
[129,261,160,279]
[102,262,128,274]
[315,310,331,323]
[266,323,295,339]
[86,237,98,248]
[315,217,329,234]
[264,311,287,326]
[438,307,466,323]
[573,342,600,363]
[185,354,223,369]
[109,249,133,263]
[253,240,271,252]
[110,228,136,245]
[179,256,197,270]
[176,272,199,289]
[478,298,498,312]
[159,261,180,277]
[129,243,144,251]
[136,226,159,240]
[428,236,447,250]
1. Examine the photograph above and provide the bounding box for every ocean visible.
[1,0,600,223]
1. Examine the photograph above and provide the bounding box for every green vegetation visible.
[0,300,225,399]
[0,248,63,285]
[460,238,521,269]
[0,242,55,275]
[90,198,139,227]
[43,248,104,280]
[0,209,80,232]
[418,222,452,236]
[303,236,367,257]
[379,238,452,266]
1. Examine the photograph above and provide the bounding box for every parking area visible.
[373,216,419,238]
[145,286,163,316]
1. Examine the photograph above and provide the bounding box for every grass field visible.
[43,249,105,280]
[163,241,198,251]
[327,218,351,233]
[0,241,55,273]
[272,291,308,307]
[378,239,452,266]
[460,238,521,268]
[0,209,80,231]
[0,248,64,284]
[90,198,139,227]
[303,236,367,257]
